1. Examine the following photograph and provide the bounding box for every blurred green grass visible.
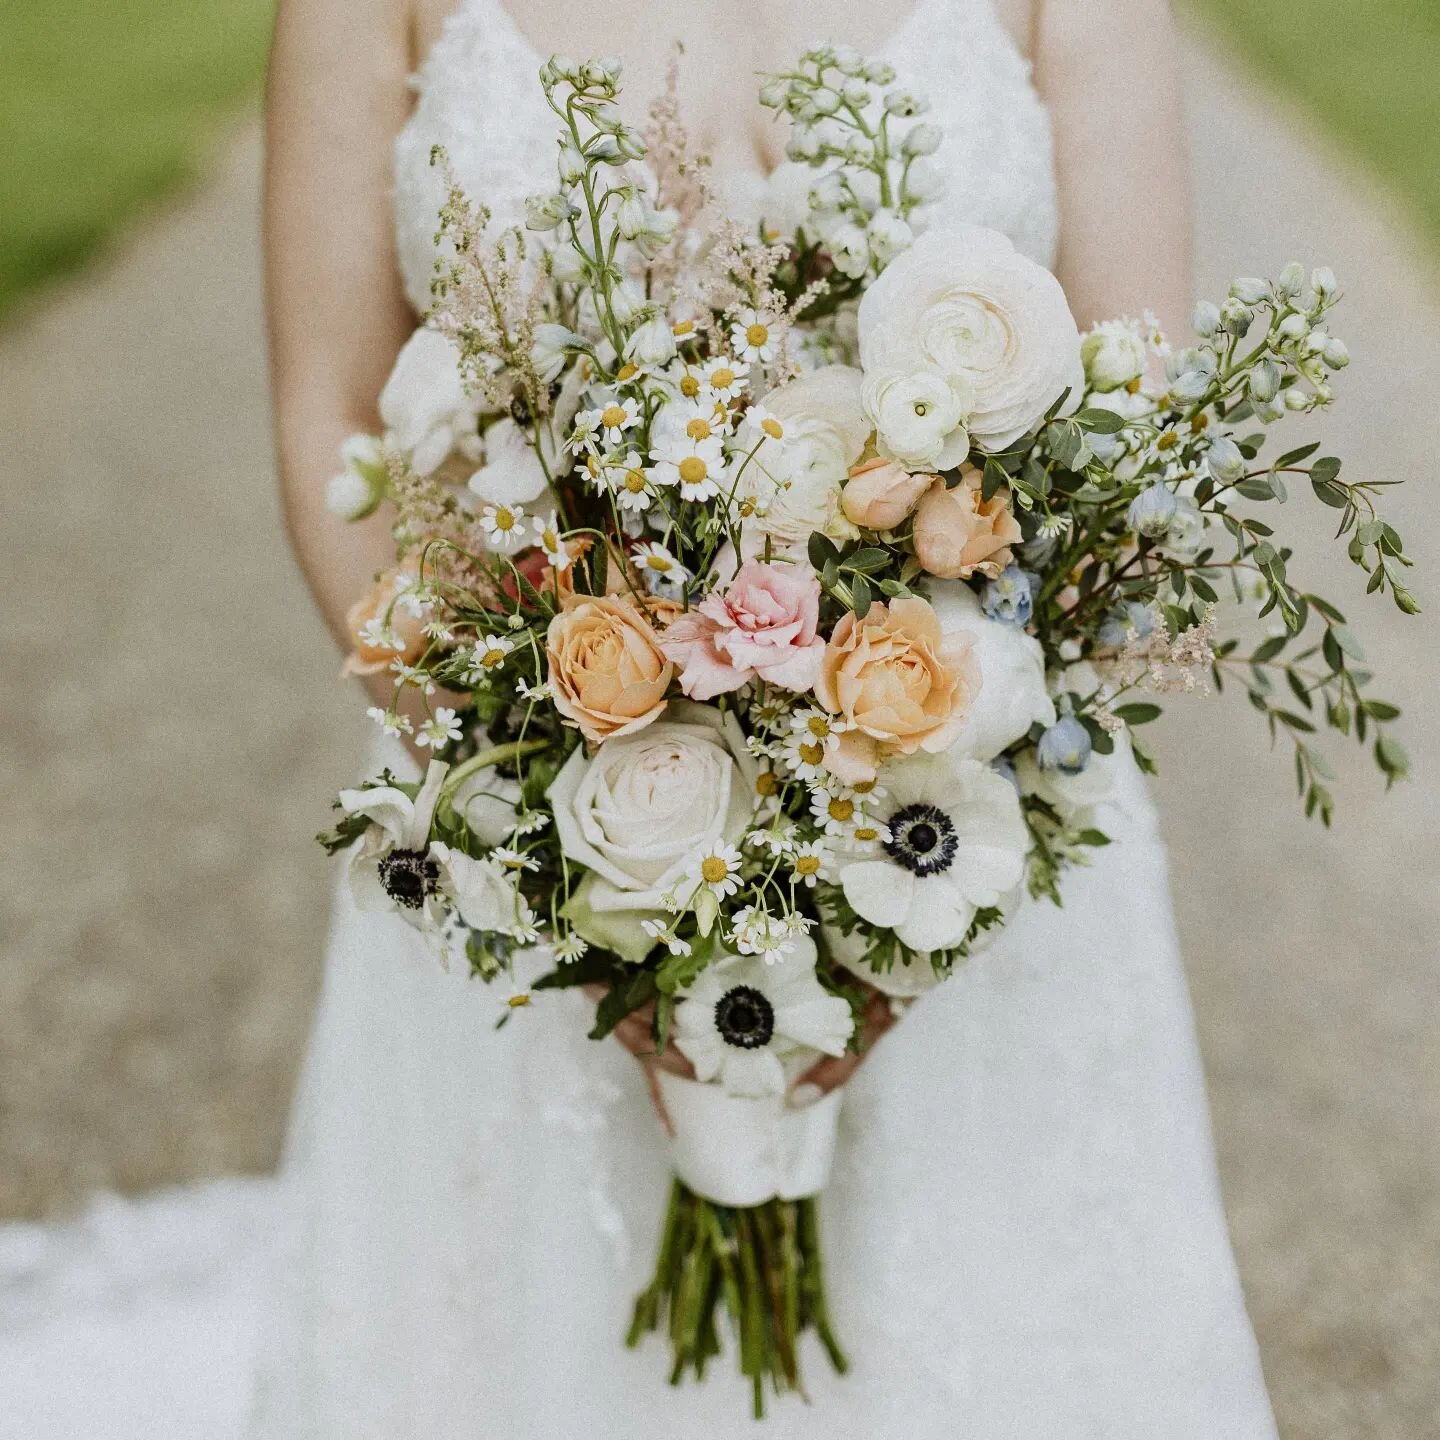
[1,1,1437,324]
[1186,0,1440,248]
[0,1,275,322]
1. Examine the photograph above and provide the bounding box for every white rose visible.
[926,581,1055,759]
[738,366,870,557]
[858,223,1083,452]
[379,327,482,476]
[860,367,972,471]
[1080,320,1148,393]
[551,703,758,952]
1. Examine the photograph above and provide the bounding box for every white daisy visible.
[631,540,691,593]
[554,932,589,964]
[532,513,571,570]
[389,660,436,695]
[729,904,799,964]
[417,706,464,750]
[788,840,832,888]
[671,937,852,1096]
[641,917,693,957]
[729,309,777,366]
[515,677,552,704]
[590,396,642,447]
[492,845,539,874]
[480,502,528,553]
[471,634,515,676]
[366,705,413,737]
[701,356,752,402]
[684,841,744,899]
[647,434,729,503]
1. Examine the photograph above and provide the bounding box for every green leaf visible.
[1252,635,1287,664]
[1112,702,1162,725]
[845,547,891,573]
[1311,477,1348,509]
[981,456,1008,502]
[850,574,872,616]
[1276,442,1321,468]
[589,970,658,1041]
[807,531,839,572]
[1310,456,1342,485]
[1075,406,1126,434]
[1362,699,1401,722]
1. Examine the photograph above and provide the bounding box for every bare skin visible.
[266,0,1193,1110]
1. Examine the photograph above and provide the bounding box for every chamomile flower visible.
[417,707,464,750]
[389,660,437,694]
[492,845,539,874]
[788,840,832,888]
[729,905,796,964]
[701,357,751,403]
[366,706,413,737]
[641,917,693,957]
[631,540,691,593]
[508,811,551,838]
[591,397,642,446]
[808,784,872,838]
[667,358,710,403]
[515,677,552,704]
[783,710,850,782]
[533,513,571,570]
[471,634,515,676]
[746,819,797,856]
[739,405,787,448]
[480,502,528,553]
[685,841,744,898]
[729,310,777,365]
[648,435,729,503]
[554,932,589,964]
[605,451,655,514]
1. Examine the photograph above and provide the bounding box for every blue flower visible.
[1098,601,1156,649]
[981,565,1038,626]
[1037,715,1093,776]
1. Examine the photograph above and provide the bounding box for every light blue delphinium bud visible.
[1249,358,1282,403]
[1128,484,1178,538]
[981,565,1037,626]
[1098,601,1156,649]
[1037,716,1093,776]
[1192,299,1222,337]
[1206,435,1247,483]
[991,757,1022,794]
[1277,261,1306,298]
[1231,276,1270,306]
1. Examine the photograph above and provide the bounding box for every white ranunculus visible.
[926,581,1055,759]
[837,748,1029,954]
[378,328,482,476]
[672,937,853,1097]
[551,702,759,942]
[738,366,870,557]
[1081,320,1148,393]
[861,367,972,471]
[466,418,550,507]
[858,223,1083,452]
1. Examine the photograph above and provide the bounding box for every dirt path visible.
[1,39,1435,1439]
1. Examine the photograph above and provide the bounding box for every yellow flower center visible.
[755,772,778,797]
[806,716,831,739]
[482,647,507,668]
[761,417,784,440]
[686,418,713,441]
[494,508,516,531]
[541,529,559,550]
[798,740,825,766]
[710,366,735,389]
[854,825,879,842]
[852,778,876,795]
[645,554,673,572]
[507,993,531,1009]
[1125,376,1143,395]
[828,798,855,823]
[616,363,639,382]
[673,320,695,336]
[586,454,601,478]
[601,404,627,429]
[624,468,647,493]
[680,375,701,398]
[745,324,769,348]
[1191,412,1210,434]
[700,856,730,884]
[1157,430,1178,451]
[678,456,708,485]
[795,855,821,877]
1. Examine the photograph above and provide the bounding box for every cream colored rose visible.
[841,457,936,531]
[545,593,673,744]
[858,223,1083,451]
[814,597,980,783]
[912,468,1022,580]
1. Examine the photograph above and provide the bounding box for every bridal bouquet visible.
[320,45,1413,1412]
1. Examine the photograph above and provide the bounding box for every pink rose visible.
[661,561,824,701]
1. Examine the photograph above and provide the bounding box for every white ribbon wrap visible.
[656,1071,844,1208]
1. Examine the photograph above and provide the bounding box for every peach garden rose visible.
[814,596,980,783]
[545,593,674,744]
[911,467,1023,580]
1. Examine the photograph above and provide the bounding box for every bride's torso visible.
[393,0,1058,313]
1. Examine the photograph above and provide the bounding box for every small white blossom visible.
[729,309,776,365]
[416,707,464,750]
[684,841,744,898]
[480,502,529,553]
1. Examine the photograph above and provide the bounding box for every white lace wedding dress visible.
[250,1,1279,1434]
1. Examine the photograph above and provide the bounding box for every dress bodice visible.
[393,0,1059,314]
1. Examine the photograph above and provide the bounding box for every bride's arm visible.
[1036,0,1193,337]
[264,0,416,660]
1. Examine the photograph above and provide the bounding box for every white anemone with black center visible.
[837,746,1029,956]
[672,936,854,1098]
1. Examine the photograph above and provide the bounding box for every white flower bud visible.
[787,126,822,163]
[1285,387,1310,412]
[902,123,943,158]
[808,172,846,210]
[585,132,621,163]
[841,80,871,107]
[1081,323,1147,393]
[1161,495,1207,563]
[1277,312,1309,342]
[1311,266,1338,299]
[625,315,677,368]
[810,87,841,116]
[832,44,863,76]
[1230,276,1269,305]
[556,139,585,186]
[524,192,574,232]
[549,244,586,284]
[544,54,578,85]
[758,76,789,109]
[615,191,648,240]
[1254,398,1286,425]
[844,133,875,164]
[1277,261,1306,298]
[1323,337,1350,370]
[326,435,386,521]
[610,279,646,324]
[1220,297,1253,336]
[1191,300,1222,337]
[1248,358,1282,402]
[530,323,577,385]
[589,102,625,133]
[864,60,896,85]
[579,58,614,89]
[883,89,926,117]
[803,41,835,65]
[901,157,943,204]
[1128,485,1178,539]
[614,127,647,162]
[1206,435,1246,483]
[866,209,913,265]
[829,222,872,279]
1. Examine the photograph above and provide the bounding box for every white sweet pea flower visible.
[530,323,578,384]
[325,434,386,520]
[672,938,853,1097]
[466,418,551,507]
[926,581,1055,759]
[861,367,972,471]
[858,223,1083,452]
[1081,319,1149,393]
[836,748,1029,954]
[378,328,482,476]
